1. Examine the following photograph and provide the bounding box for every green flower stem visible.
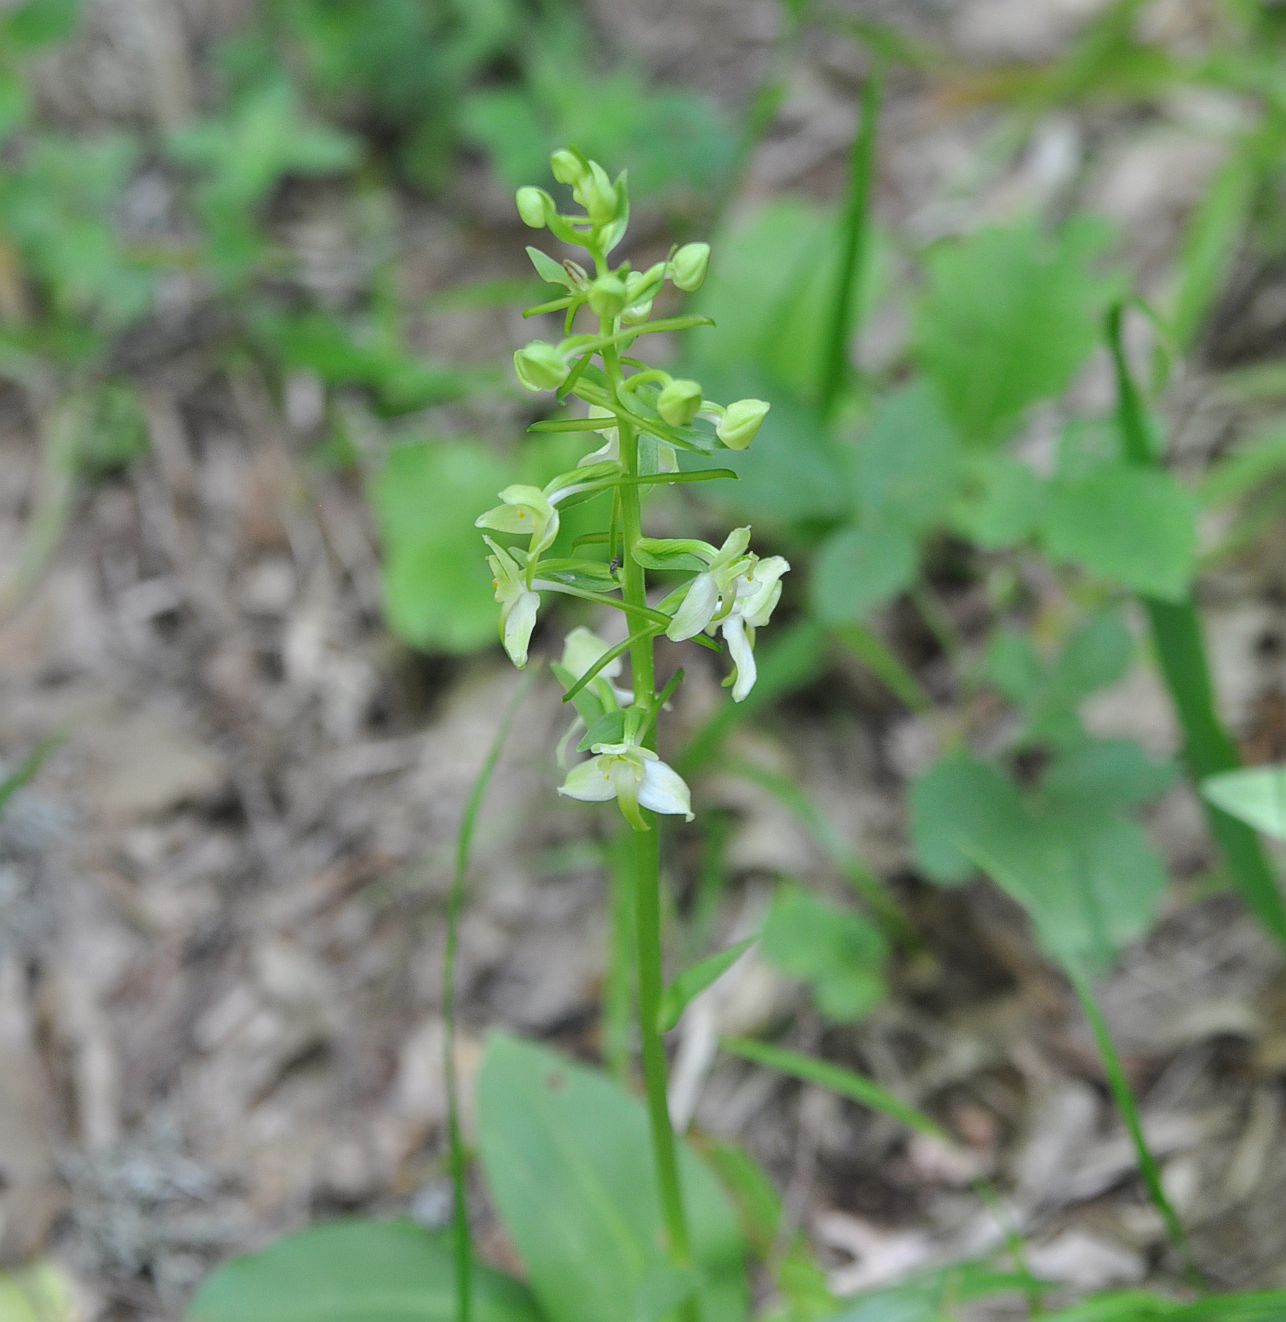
[602,312,699,1320]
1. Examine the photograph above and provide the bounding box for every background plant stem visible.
[1108,305,1286,947]
[445,669,536,1322]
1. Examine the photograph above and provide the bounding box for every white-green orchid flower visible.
[477,465,625,561]
[476,484,560,558]
[484,537,549,669]
[665,527,754,642]
[718,554,790,701]
[559,733,693,830]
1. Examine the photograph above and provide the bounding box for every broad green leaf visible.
[1202,766,1286,841]
[477,1035,747,1322]
[982,630,1044,708]
[659,938,756,1032]
[854,384,960,533]
[371,441,509,653]
[913,755,1170,974]
[760,888,887,1023]
[917,218,1119,444]
[1042,739,1175,811]
[1041,465,1196,601]
[986,612,1135,747]
[910,755,1027,886]
[810,519,918,624]
[1049,611,1135,703]
[981,812,1168,977]
[950,454,1048,549]
[184,1221,540,1322]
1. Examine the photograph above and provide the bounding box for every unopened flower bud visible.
[550,148,585,187]
[575,161,619,224]
[622,266,661,323]
[717,398,770,450]
[670,242,710,292]
[514,340,568,392]
[516,186,553,229]
[588,275,627,320]
[657,378,703,427]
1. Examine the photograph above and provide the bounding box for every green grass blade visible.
[0,737,61,820]
[1070,974,1199,1283]
[1108,305,1286,947]
[819,65,883,417]
[721,1037,946,1140]
[446,669,539,1322]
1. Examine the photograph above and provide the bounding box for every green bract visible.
[476,148,787,830]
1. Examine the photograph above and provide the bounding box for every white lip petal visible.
[667,571,719,641]
[638,758,694,820]
[502,589,539,668]
[558,755,618,803]
[724,615,758,703]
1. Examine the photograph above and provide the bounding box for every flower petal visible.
[476,504,533,535]
[667,571,720,641]
[502,589,539,668]
[723,615,758,703]
[609,755,649,831]
[558,755,618,803]
[639,758,694,821]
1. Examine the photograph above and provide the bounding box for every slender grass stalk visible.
[603,325,699,1320]
[819,64,883,418]
[1070,973,1200,1285]
[0,736,61,819]
[445,669,537,1322]
[831,620,934,713]
[1108,305,1286,947]
[726,760,909,942]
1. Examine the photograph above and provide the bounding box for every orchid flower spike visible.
[559,729,693,831]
